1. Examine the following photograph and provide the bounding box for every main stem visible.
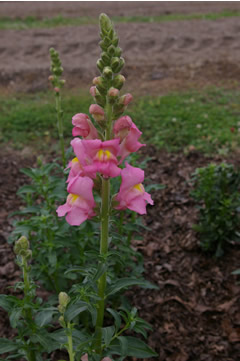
[23,259,36,361]
[94,101,112,353]
[67,322,75,361]
[55,92,66,168]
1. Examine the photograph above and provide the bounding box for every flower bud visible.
[101,52,110,65]
[14,236,29,255]
[114,57,125,73]
[58,315,65,327]
[90,86,97,97]
[112,74,125,90]
[58,292,70,314]
[111,57,120,73]
[99,13,112,32]
[25,249,32,260]
[89,104,105,122]
[102,66,112,79]
[48,75,54,82]
[107,45,115,56]
[97,59,104,72]
[119,93,133,106]
[114,47,122,57]
[54,87,60,93]
[114,115,132,141]
[108,87,119,104]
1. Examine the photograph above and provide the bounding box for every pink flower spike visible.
[114,163,153,215]
[56,176,96,226]
[89,104,105,122]
[81,139,121,178]
[72,113,98,140]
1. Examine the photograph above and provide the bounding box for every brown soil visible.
[1,2,240,94]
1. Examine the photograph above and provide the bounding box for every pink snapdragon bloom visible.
[113,116,145,162]
[71,138,121,178]
[57,176,96,226]
[114,163,153,214]
[72,113,98,139]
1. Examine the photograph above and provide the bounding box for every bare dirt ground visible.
[1,2,240,94]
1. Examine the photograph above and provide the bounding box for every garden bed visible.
[0,147,239,361]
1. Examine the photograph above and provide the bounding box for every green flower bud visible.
[14,236,29,255]
[25,249,32,260]
[114,57,125,73]
[97,59,104,72]
[103,36,111,47]
[112,74,125,90]
[59,292,70,309]
[58,315,65,327]
[112,36,119,47]
[99,40,108,51]
[108,87,119,104]
[111,57,120,73]
[115,47,122,57]
[107,45,115,57]
[102,66,112,79]
[101,52,111,65]
[99,13,112,33]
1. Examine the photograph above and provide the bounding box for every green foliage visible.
[191,162,240,257]
[0,10,240,30]
[1,88,240,153]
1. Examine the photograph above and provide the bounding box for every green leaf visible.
[17,185,36,195]
[0,295,14,312]
[0,338,18,353]
[118,336,128,357]
[64,302,88,322]
[9,308,22,328]
[93,263,107,282]
[35,309,56,327]
[30,333,51,351]
[232,269,240,275]
[107,308,121,331]
[107,278,158,296]
[110,336,158,358]
[102,326,115,347]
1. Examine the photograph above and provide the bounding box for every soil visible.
[0,2,240,361]
[1,2,240,94]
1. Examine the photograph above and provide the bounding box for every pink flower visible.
[113,116,145,162]
[72,113,98,139]
[56,176,96,226]
[120,93,133,106]
[114,163,153,214]
[71,138,121,178]
[89,104,105,122]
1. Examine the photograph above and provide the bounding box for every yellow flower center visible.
[67,193,79,205]
[133,183,144,193]
[72,157,79,164]
[96,149,112,161]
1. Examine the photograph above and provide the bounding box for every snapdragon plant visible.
[55,13,157,360]
[2,13,157,361]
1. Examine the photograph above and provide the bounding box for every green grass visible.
[0,88,240,154]
[0,10,240,30]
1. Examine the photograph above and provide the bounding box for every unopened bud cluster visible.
[90,13,132,124]
[49,47,65,92]
[58,291,70,326]
[14,236,32,260]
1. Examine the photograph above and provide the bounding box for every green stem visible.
[67,322,75,361]
[22,258,36,361]
[55,92,66,168]
[94,99,112,354]
[95,177,110,353]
